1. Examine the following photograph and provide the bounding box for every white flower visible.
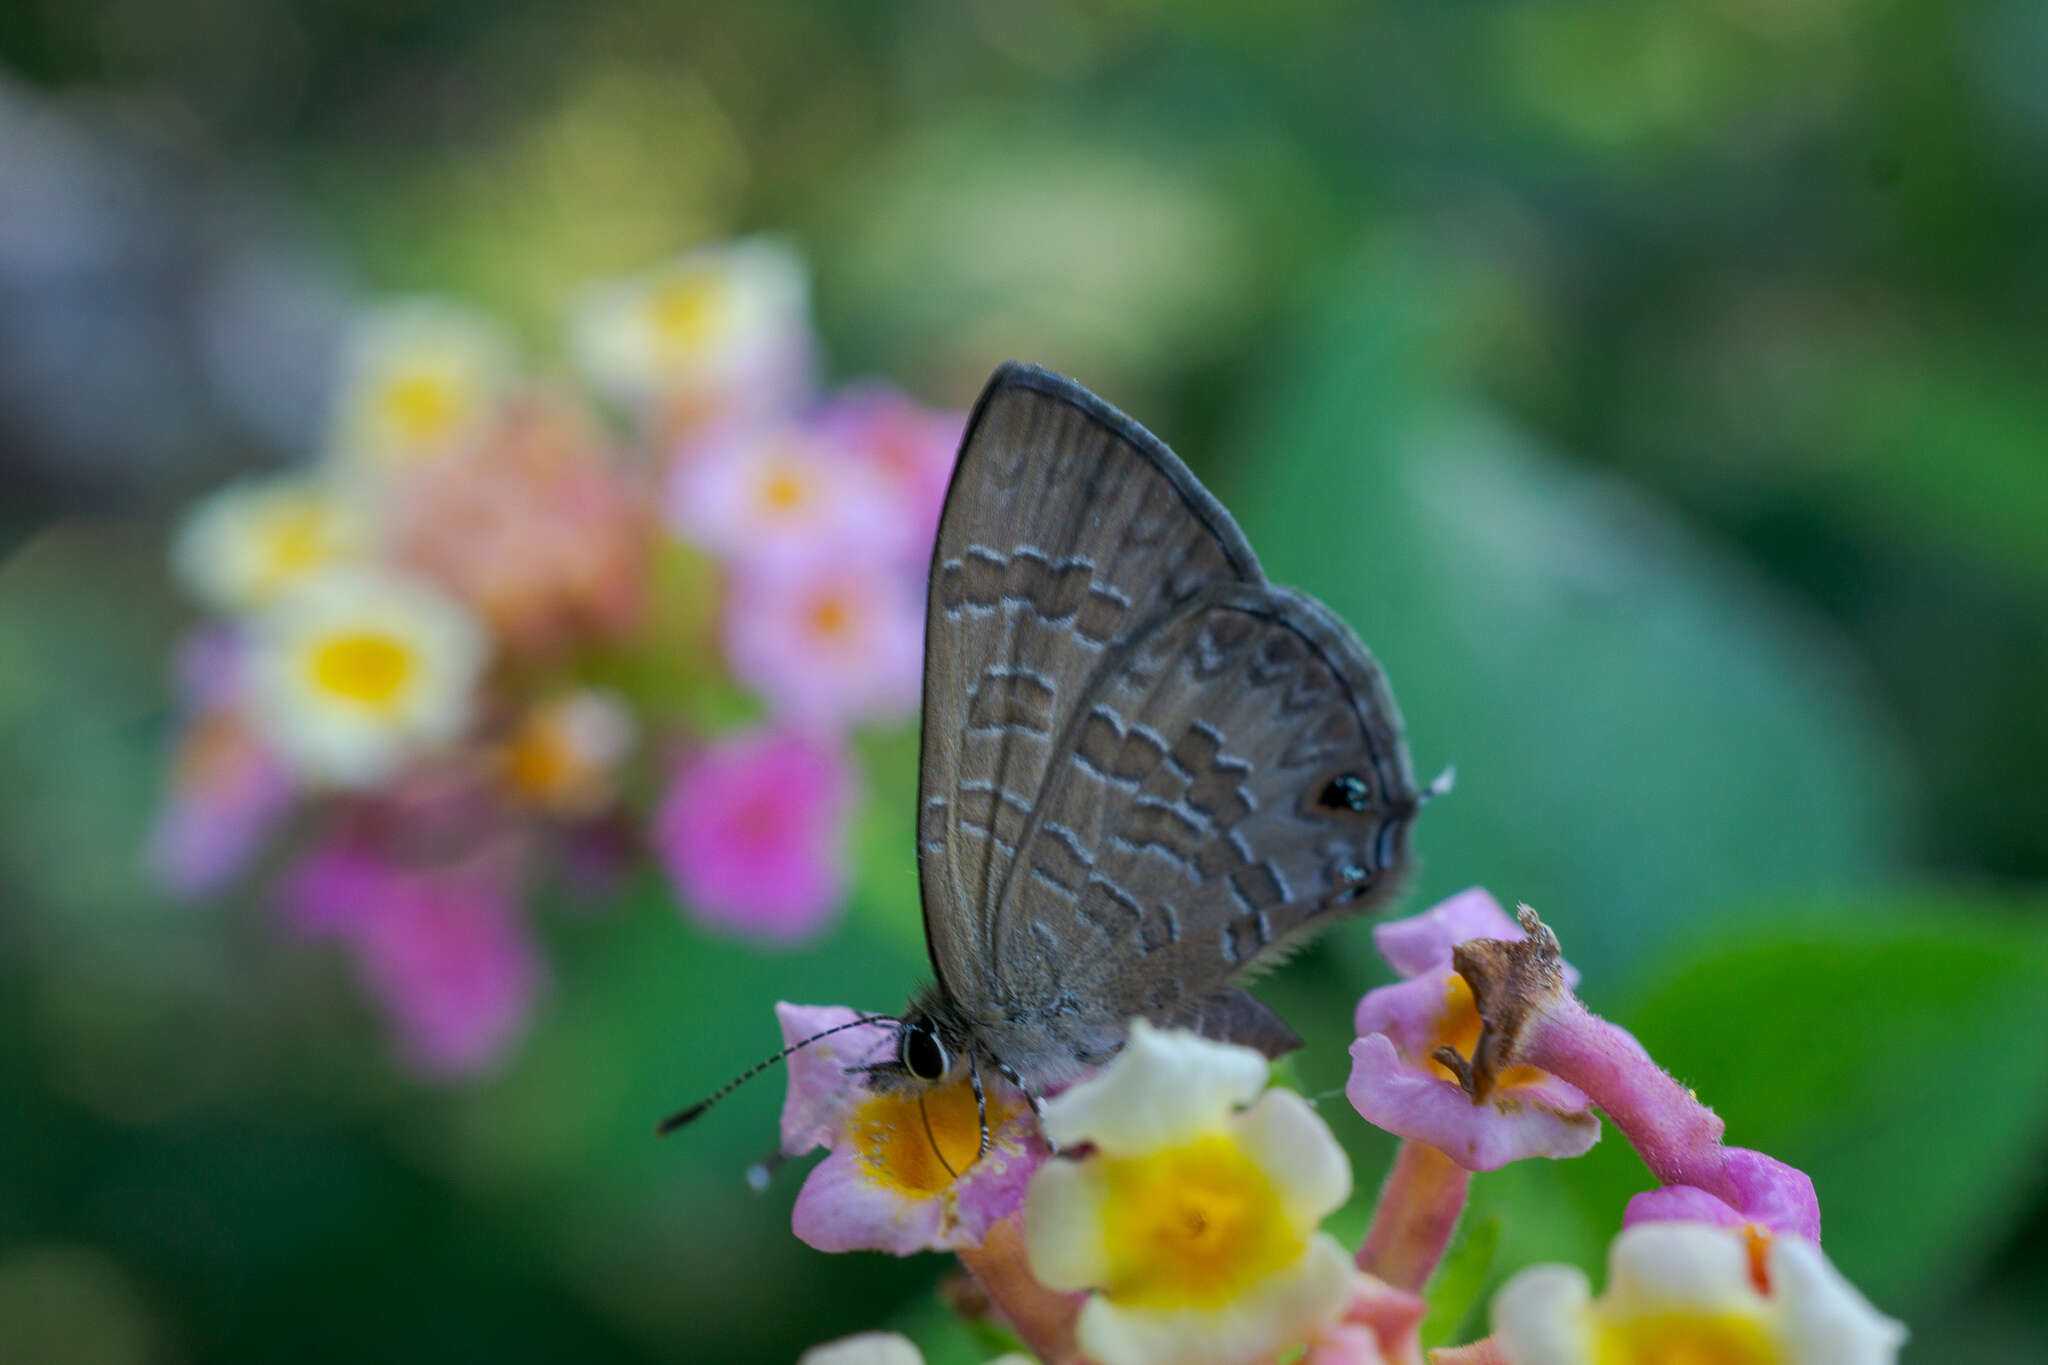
[796,1333,1030,1365]
[171,475,370,614]
[570,238,809,408]
[327,299,511,476]
[1491,1221,1906,1365]
[797,1333,924,1365]
[247,567,488,787]
[1024,1021,1355,1365]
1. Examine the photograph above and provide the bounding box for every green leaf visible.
[1220,240,1909,983]
[1420,1210,1500,1349]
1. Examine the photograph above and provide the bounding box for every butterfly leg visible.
[992,1058,1059,1154]
[968,1056,991,1160]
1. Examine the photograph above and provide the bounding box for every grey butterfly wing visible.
[1161,986,1305,1060]
[917,363,1263,1009]
[984,583,1420,1072]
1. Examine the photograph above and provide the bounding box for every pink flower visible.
[774,1003,1046,1255]
[1302,1274,1427,1365]
[1346,889,1600,1170]
[653,728,857,944]
[1625,1147,1822,1242]
[1398,902,1823,1242]
[812,386,964,566]
[723,550,924,729]
[281,836,544,1078]
[667,419,901,574]
[391,391,654,659]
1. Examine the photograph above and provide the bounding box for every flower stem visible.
[1356,1140,1471,1293]
[1521,995,1734,1201]
[956,1211,1085,1365]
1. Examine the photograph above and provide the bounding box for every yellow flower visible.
[248,567,488,788]
[1024,1021,1355,1365]
[328,300,510,476]
[171,475,369,614]
[1489,1222,1905,1365]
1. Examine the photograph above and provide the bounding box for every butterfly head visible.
[898,1018,951,1082]
[859,987,977,1095]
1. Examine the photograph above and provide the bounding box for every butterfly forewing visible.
[917,365,1263,1005]
[979,584,1418,1075]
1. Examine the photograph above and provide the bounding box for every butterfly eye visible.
[1319,772,1372,813]
[901,1026,949,1081]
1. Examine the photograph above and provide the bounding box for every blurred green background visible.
[2,1,2045,1361]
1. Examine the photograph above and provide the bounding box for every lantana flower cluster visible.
[784,891,1905,1365]
[149,240,962,1077]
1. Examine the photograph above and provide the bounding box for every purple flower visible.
[775,1003,1046,1255]
[1346,889,1600,1170]
[652,728,856,944]
[147,630,295,899]
[281,837,544,1078]
[147,709,296,899]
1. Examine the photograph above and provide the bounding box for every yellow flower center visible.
[649,273,725,356]
[308,631,416,713]
[1097,1135,1304,1309]
[1595,1311,1781,1365]
[1430,972,1548,1090]
[379,371,466,448]
[848,1075,1003,1198]
[258,502,339,586]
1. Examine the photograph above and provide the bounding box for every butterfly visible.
[663,362,1427,1152]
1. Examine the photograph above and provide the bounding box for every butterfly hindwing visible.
[978,584,1420,1075]
[916,364,1263,1008]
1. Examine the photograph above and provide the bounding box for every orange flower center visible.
[848,1075,1004,1198]
[1742,1225,1775,1296]
[502,718,573,803]
[807,593,852,639]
